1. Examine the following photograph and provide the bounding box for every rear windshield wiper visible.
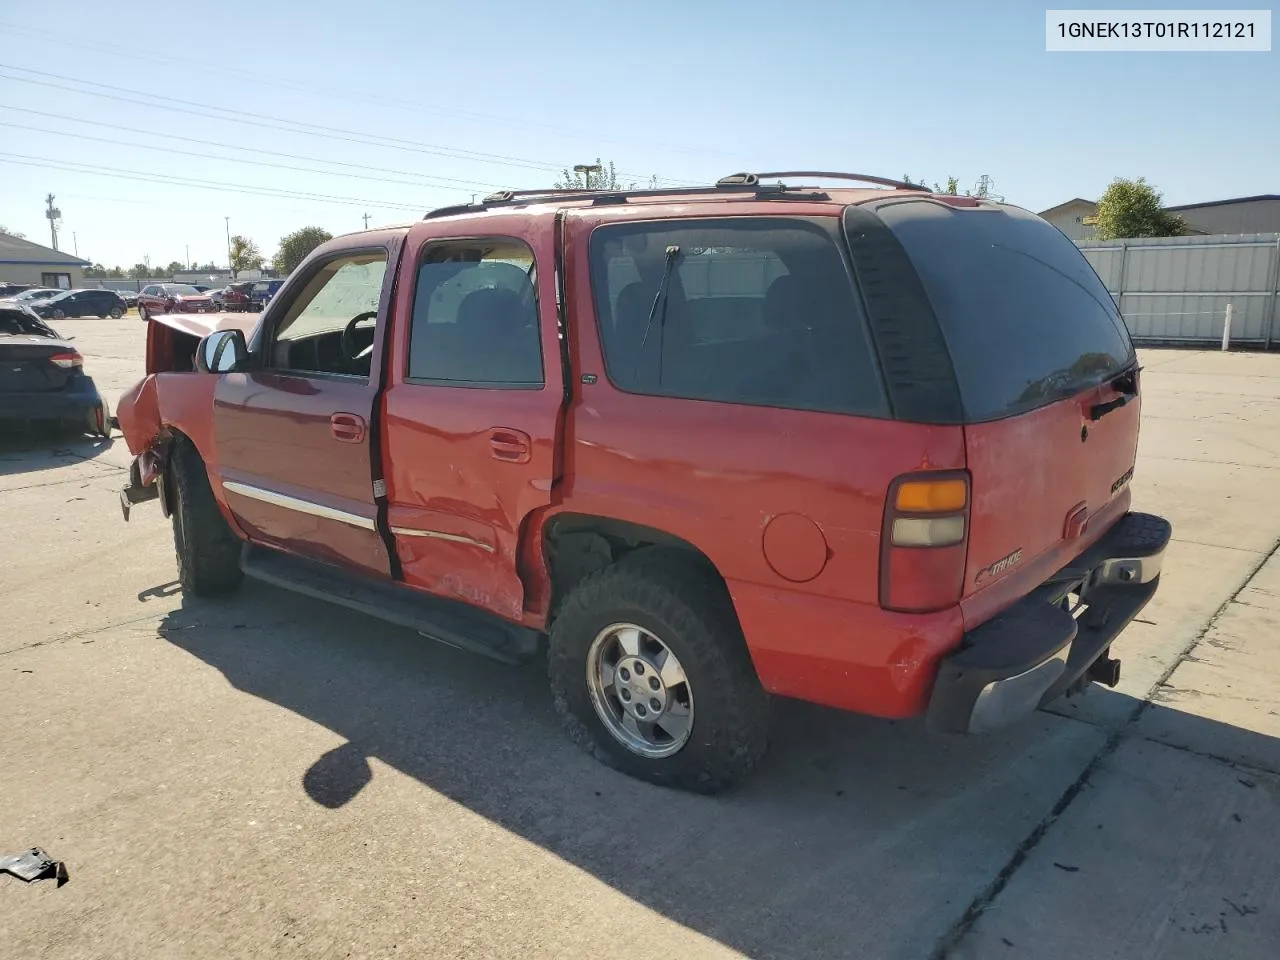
[1090,366,1141,421]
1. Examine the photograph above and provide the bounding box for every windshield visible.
[165,284,201,295]
[870,200,1135,421]
[17,289,59,301]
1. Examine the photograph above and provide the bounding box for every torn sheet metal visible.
[0,848,69,886]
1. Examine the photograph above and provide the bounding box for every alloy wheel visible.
[585,622,695,759]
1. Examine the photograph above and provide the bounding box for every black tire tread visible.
[170,439,243,596]
[548,551,770,793]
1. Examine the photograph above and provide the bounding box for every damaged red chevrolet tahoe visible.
[115,172,1171,792]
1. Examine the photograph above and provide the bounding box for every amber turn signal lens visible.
[895,478,967,513]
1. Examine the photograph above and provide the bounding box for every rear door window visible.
[588,217,888,417]
[870,200,1135,421]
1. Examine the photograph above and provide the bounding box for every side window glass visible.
[268,251,387,379]
[588,218,888,416]
[407,238,543,387]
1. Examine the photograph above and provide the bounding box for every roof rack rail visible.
[717,171,923,190]
[421,177,854,220]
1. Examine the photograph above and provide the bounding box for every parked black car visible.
[114,289,139,308]
[30,289,127,319]
[0,303,110,435]
[0,283,36,298]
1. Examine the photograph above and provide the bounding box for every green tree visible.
[108,265,125,278]
[165,260,186,275]
[129,263,151,279]
[228,235,263,277]
[84,263,107,278]
[1093,177,1186,240]
[903,174,1003,200]
[274,226,333,274]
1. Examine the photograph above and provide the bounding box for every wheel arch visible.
[535,510,734,623]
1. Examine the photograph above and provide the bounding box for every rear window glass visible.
[873,200,1135,421]
[588,217,888,417]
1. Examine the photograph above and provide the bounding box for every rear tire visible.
[51,308,66,319]
[169,440,244,597]
[548,551,771,793]
[109,307,123,318]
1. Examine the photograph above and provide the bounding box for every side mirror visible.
[195,328,249,373]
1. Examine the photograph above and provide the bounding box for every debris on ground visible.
[0,848,69,886]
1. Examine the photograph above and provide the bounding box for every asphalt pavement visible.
[2,316,1279,959]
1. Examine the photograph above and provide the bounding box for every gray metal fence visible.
[1078,233,1280,349]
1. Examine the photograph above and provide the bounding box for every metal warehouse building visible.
[1039,194,1280,244]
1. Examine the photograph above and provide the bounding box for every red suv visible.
[115,172,1170,792]
[137,283,215,320]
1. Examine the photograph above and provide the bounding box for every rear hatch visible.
[870,199,1140,621]
[0,334,79,392]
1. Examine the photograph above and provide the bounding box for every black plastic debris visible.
[0,848,69,886]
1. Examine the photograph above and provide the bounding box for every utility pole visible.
[224,216,233,279]
[362,213,371,229]
[185,244,190,270]
[72,232,79,257]
[45,193,61,250]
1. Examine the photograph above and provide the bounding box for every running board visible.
[240,545,539,664]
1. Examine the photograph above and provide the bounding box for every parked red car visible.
[115,172,1170,792]
[137,283,216,320]
[218,282,255,312]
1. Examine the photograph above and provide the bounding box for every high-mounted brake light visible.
[48,351,83,369]
[881,471,971,613]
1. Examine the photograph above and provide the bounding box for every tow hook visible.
[1087,653,1122,687]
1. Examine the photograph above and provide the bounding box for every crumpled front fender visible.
[116,374,161,456]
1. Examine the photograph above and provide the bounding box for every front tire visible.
[51,308,66,319]
[548,552,771,793]
[138,305,148,321]
[169,440,244,596]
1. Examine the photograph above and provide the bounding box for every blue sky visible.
[0,0,1275,269]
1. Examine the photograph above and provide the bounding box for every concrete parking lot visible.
[3,318,1279,960]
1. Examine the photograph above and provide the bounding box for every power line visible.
[0,21,724,163]
[0,152,433,210]
[0,119,501,195]
[0,104,511,190]
[0,63,691,185]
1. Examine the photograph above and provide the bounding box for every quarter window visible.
[588,217,887,416]
[407,238,543,387]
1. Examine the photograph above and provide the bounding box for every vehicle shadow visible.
[154,585,1279,959]
[0,430,115,478]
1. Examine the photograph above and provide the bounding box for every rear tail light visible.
[880,471,970,613]
[48,350,84,369]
